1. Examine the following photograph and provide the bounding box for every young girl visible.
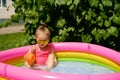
[24,23,57,71]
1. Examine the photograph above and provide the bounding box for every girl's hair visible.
[35,23,50,38]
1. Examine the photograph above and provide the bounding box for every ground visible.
[0,24,24,34]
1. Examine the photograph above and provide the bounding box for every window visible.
[0,0,6,7]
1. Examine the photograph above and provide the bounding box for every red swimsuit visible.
[34,44,51,65]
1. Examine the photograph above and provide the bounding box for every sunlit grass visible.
[0,32,29,51]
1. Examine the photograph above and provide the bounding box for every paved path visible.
[0,25,24,34]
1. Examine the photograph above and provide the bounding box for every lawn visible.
[0,32,29,51]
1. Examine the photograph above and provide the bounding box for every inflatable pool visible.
[0,42,120,80]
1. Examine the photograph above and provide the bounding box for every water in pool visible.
[50,62,114,74]
[23,61,115,74]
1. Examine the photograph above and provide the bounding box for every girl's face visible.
[36,31,49,48]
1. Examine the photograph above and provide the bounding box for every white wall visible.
[0,0,14,19]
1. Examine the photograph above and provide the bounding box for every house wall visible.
[0,0,14,19]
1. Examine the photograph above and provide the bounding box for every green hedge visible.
[11,0,120,51]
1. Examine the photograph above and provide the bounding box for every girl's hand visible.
[25,53,36,67]
[54,56,57,66]
[24,61,31,68]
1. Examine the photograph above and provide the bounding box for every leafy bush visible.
[0,19,11,28]
[11,0,120,51]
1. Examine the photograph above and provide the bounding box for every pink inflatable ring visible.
[0,42,120,80]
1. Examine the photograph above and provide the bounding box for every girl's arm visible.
[45,46,57,71]
[50,46,57,65]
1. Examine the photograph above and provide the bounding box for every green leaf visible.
[52,36,60,42]
[85,9,96,21]
[113,15,120,25]
[88,0,99,7]
[98,20,103,27]
[56,18,66,28]
[98,29,106,34]
[88,8,96,17]
[99,3,104,11]
[46,0,54,5]
[82,11,87,16]
[107,26,118,37]
[85,14,91,21]
[104,20,111,27]
[27,19,33,23]
[101,0,112,6]
[67,27,75,32]
[114,3,120,11]
[103,33,110,40]
[55,0,66,5]
[97,16,102,21]
[92,28,106,42]
[46,14,51,22]
[92,28,101,42]
[26,0,32,4]
[59,36,66,42]
[69,4,74,10]
[82,34,92,43]
[66,0,72,6]
[73,0,80,6]
[76,16,82,24]
[59,28,68,36]
[100,12,107,19]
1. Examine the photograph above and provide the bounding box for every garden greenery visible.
[10,0,120,51]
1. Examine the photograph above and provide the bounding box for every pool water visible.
[22,61,115,74]
[50,62,115,74]
[2,56,116,74]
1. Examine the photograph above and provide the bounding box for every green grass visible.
[0,32,29,51]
